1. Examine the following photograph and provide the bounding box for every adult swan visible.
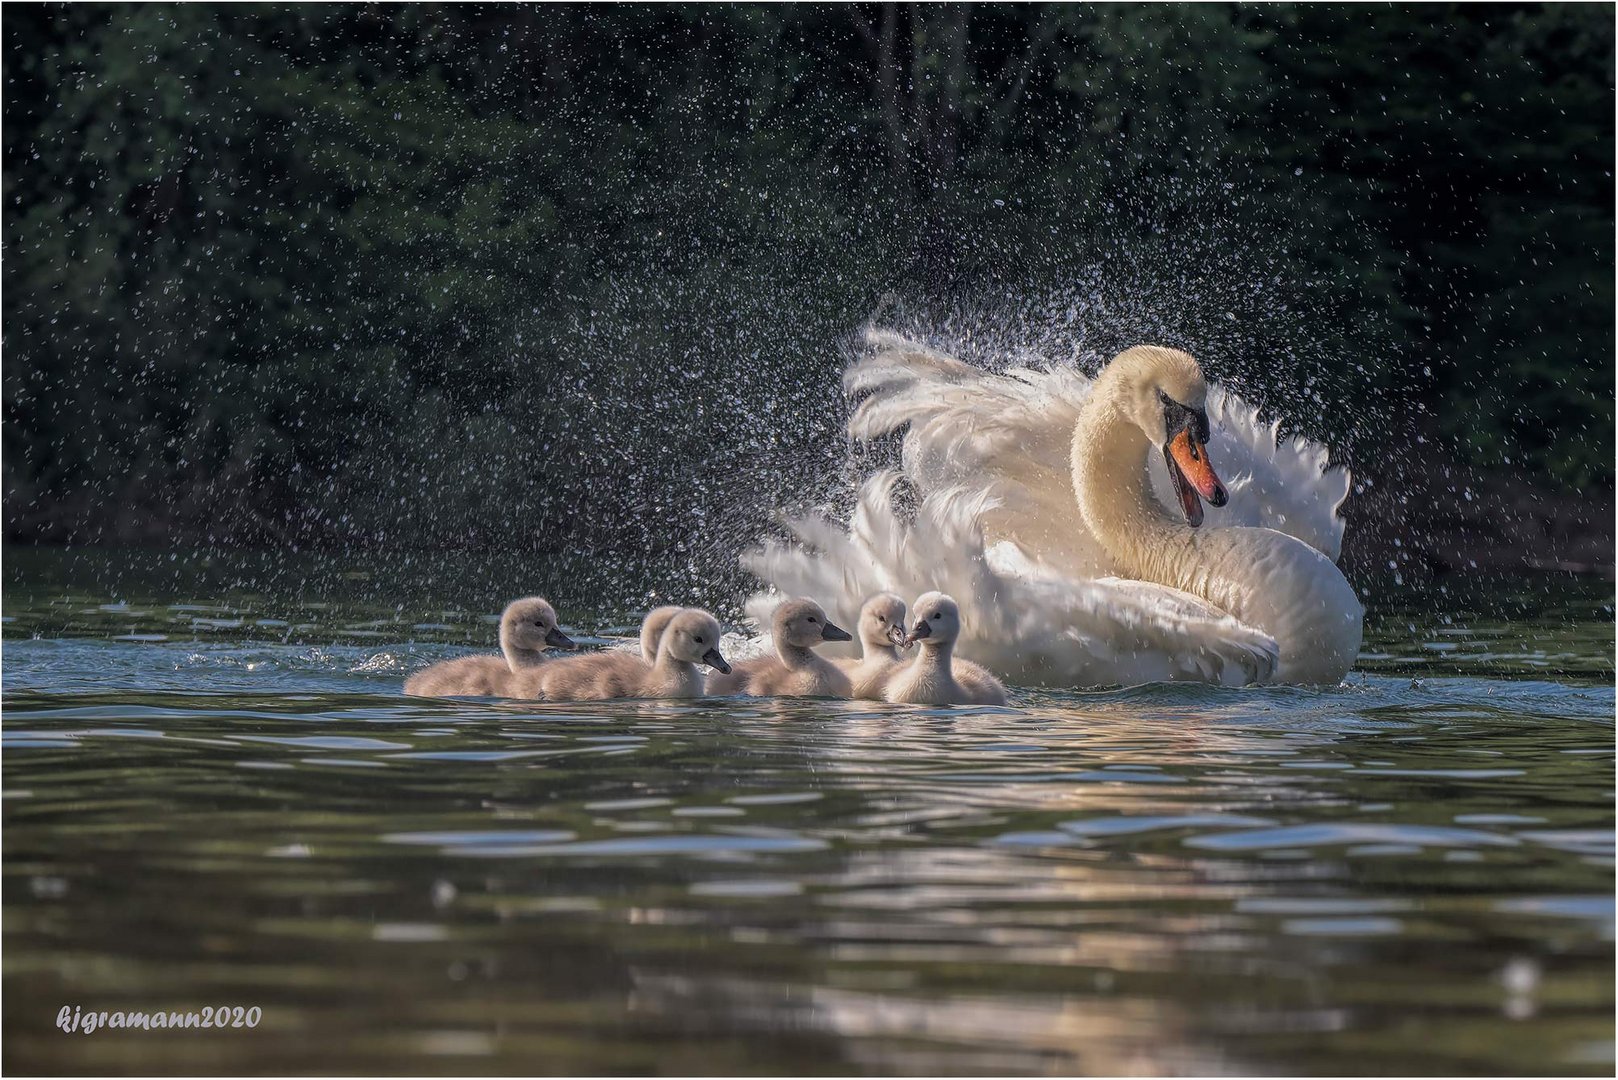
[743,330,1364,687]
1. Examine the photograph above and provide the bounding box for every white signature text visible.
[56,1004,261,1034]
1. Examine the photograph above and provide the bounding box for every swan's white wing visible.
[744,474,1278,688]
[980,538,1278,687]
[999,572,1280,688]
[847,329,1111,579]
[1201,387,1351,560]
[848,329,1351,564]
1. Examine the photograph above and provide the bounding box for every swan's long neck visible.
[499,625,546,672]
[1071,384,1200,595]
[1068,373,1364,685]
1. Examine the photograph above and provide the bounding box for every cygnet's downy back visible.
[708,597,853,698]
[404,596,575,697]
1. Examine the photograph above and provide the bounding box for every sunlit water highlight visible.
[3,552,1612,1075]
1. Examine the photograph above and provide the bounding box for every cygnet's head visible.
[501,597,575,651]
[1105,345,1227,527]
[857,592,908,650]
[904,591,962,647]
[659,609,730,673]
[772,598,851,649]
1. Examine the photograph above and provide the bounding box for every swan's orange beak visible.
[1166,429,1227,528]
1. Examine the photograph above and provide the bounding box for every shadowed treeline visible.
[3,4,1611,590]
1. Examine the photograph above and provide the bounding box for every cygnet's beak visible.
[886,623,908,646]
[701,647,731,675]
[545,627,577,649]
[903,619,932,646]
[820,621,852,642]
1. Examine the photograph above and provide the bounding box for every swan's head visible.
[772,598,852,649]
[1110,345,1228,527]
[501,597,576,651]
[857,592,908,650]
[660,608,731,673]
[904,591,961,647]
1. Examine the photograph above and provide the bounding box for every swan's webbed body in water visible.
[744,330,1363,688]
[404,597,575,697]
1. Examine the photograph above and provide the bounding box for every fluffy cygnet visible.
[884,592,1007,706]
[404,597,575,697]
[639,605,683,663]
[534,608,731,701]
[706,597,853,698]
[835,592,909,700]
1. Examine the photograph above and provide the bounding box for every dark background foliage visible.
[4,3,1612,593]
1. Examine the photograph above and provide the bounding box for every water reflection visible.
[2,572,1613,1074]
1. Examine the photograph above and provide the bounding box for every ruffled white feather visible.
[744,329,1353,688]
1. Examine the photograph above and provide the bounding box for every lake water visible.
[3,548,1612,1075]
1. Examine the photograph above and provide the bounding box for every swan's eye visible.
[532,620,546,628]
[694,636,704,644]
[933,612,943,619]
[807,616,817,623]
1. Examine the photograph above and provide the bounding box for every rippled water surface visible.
[3,549,1612,1075]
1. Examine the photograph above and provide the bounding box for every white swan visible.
[744,330,1363,687]
[836,592,909,699]
[886,592,1008,706]
[404,597,575,697]
[533,608,731,701]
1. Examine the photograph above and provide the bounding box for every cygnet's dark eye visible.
[533,620,546,628]
[694,636,704,645]
[876,616,885,624]
[933,612,943,619]
[807,616,817,623]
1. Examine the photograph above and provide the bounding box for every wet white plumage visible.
[744,329,1362,688]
